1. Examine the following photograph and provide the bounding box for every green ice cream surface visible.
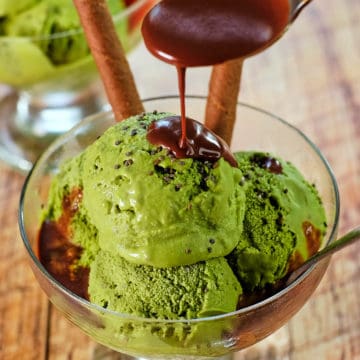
[42,111,244,321]
[43,153,100,265]
[228,152,327,291]
[80,113,245,268]
[4,0,124,64]
[43,114,245,267]
[89,254,242,319]
[87,254,242,352]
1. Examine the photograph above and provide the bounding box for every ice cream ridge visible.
[39,109,327,319]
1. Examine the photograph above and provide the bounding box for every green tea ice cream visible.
[39,111,327,321]
[40,111,245,319]
[228,152,327,291]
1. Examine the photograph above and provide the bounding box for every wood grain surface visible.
[0,0,359,359]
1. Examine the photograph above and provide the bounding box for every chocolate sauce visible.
[147,115,238,167]
[287,221,322,276]
[145,61,238,165]
[302,220,322,256]
[287,250,305,274]
[142,0,290,165]
[38,188,89,300]
[250,153,283,174]
[142,0,290,67]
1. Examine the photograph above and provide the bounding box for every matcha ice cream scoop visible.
[82,114,245,267]
[41,111,244,320]
[228,151,327,291]
[61,112,246,268]
[89,254,241,319]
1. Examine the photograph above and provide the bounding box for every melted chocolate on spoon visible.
[142,0,291,166]
[142,0,290,67]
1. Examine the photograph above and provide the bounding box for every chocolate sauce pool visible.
[142,0,291,165]
[39,188,89,300]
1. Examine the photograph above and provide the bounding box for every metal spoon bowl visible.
[290,0,313,21]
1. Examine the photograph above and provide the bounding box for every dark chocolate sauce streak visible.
[38,188,89,300]
[250,153,283,174]
[287,221,322,275]
[303,220,322,257]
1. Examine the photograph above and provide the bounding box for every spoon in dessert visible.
[290,0,313,22]
[286,226,360,286]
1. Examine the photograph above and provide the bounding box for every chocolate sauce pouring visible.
[142,0,291,67]
[142,0,295,165]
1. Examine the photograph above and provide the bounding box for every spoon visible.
[290,0,313,21]
[286,226,360,286]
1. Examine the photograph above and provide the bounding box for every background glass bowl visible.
[19,96,339,360]
[0,0,155,173]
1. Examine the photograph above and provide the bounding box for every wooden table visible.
[1,0,359,359]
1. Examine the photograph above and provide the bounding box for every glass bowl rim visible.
[0,0,148,41]
[18,95,340,324]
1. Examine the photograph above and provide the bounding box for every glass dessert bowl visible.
[19,96,339,359]
[0,0,155,173]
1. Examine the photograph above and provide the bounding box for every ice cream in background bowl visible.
[0,0,155,173]
[19,95,339,359]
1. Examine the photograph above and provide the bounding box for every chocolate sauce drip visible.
[38,188,89,300]
[142,0,290,164]
[287,250,305,274]
[142,0,290,67]
[302,221,322,256]
[250,153,283,174]
[177,66,187,148]
[147,115,237,166]
[287,221,322,275]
